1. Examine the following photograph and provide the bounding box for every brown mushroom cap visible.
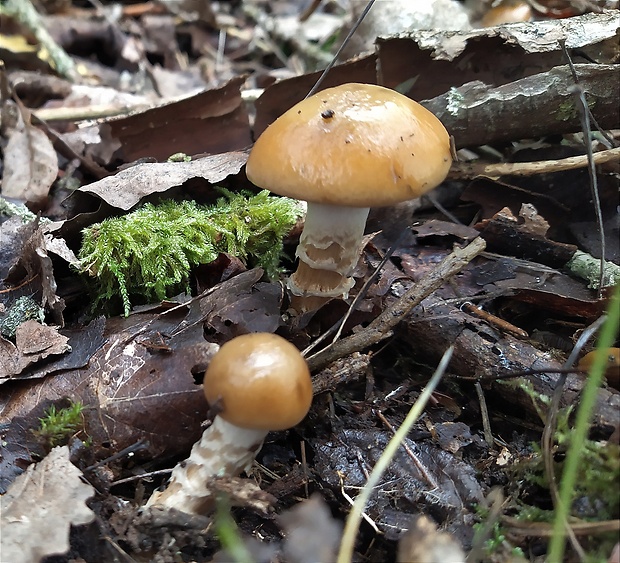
[246,83,452,207]
[203,333,312,431]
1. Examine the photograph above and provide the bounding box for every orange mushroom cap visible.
[203,333,312,431]
[246,83,452,207]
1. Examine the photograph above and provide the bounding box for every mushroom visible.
[146,332,312,514]
[246,83,452,311]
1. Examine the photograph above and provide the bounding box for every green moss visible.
[513,409,620,521]
[502,428,619,561]
[35,402,85,447]
[78,190,301,315]
[555,100,578,122]
[555,98,596,122]
[472,511,526,560]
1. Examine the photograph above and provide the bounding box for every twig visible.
[474,382,494,447]
[560,41,607,296]
[0,273,39,294]
[112,468,171,487]
[299,0,322,22]
[461,302,528,339]
[448,147,620,179]
[374,409,437,489]
[34,104,149,123]
[84,439,148,472]
[307,237,486,372]
[504,516,620,537]
[0,0,76,80]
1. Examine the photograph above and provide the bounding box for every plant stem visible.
[336,346,454,563]
[548,284,620,561]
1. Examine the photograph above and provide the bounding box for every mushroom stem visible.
[146,416,267,514]
[288,202,369,302]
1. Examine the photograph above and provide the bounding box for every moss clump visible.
[35,401,85,447]
[79,190,301,315]
[508,408,620,560]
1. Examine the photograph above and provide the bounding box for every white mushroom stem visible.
[146,416,267,514]
[288,202,370,299]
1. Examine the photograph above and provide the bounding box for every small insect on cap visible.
[203,333,313,431]
[246,83,452,207]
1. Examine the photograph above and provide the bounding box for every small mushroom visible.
[246,83,452,311]
[146,333,312,514]
[578,347,620,391]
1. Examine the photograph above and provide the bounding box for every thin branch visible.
[307,237,486,371]
[449,147,620,179]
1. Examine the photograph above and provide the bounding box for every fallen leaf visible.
[0,446,95,563]
[412,219,480,240]
[314,427,484,540]
[3,222,66,325]
[0,217,31,283]
[79,151,248,210]
[1,101,58,206]
[103,76,251,162]
[199,269,283,339]
[430,421,474,454]
[0,306,218,489]
[0,321,71,380]
[0,316,105,385]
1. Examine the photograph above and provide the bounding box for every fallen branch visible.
[449,147,620,179]
[307,236,486,371]
[425,64,619,149]
[1,0,76,80]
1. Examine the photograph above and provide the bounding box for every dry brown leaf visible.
[0,446,95,563]
[0,321,71,380]
[3,223,66,324]
[103,76,251,162]
[1,102,58,205]
[0,307,217,482]
[79,151,248,210]
[199,269,283,339]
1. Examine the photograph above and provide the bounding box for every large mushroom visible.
[146,333,312,514]
[246,83,452,311]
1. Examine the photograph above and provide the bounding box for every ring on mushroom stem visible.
[146,333,312,515]
[246,83,452,312]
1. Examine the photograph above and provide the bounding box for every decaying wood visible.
[391,11,619,61]
[426,64,620,149]
[401,297,620,431]
[312,352,371,395]
[477,211,578,269]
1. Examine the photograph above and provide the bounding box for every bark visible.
[425,64,620,149]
